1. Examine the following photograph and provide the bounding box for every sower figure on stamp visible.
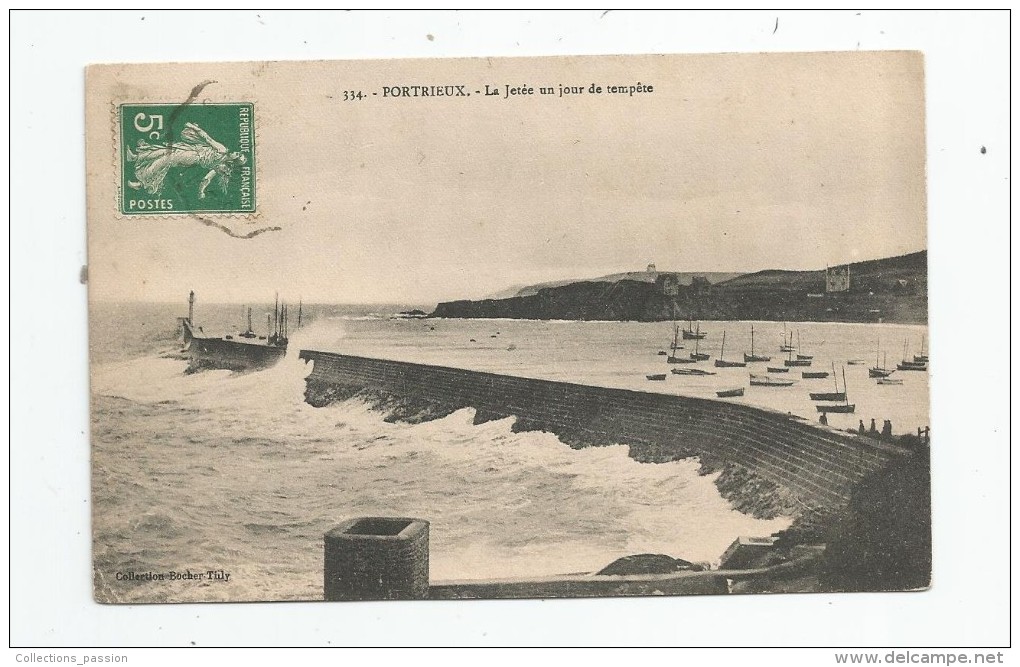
[126,122,245,199]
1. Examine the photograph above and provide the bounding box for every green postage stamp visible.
[119,102,255,215]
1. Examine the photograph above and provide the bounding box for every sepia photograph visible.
[10,8,1010,654]
[87,51,930,604]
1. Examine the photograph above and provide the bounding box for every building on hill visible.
[826,265,851,293]
[655,273,681,296]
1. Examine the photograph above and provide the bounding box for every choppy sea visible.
[90,301,927,602]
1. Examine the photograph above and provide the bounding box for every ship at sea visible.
[179,291,293,372]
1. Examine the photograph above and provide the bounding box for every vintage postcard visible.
[86,52,929,604]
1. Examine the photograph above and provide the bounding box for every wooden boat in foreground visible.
[716,387,745,398]
[646,373,667,381]
[714,331,747,368]
[750,373,795,387]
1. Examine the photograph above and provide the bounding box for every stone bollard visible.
[324,517,430,601]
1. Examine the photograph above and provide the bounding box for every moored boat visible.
[766,366,789,373]
[913,336,928,363]
[783,342,811,367]
[897,339,927,371]
[810,363,845,401]
[716,387,745,398]
[743,325,771,363]
[816,402,856,414]
[714,331,747,368]
[809,391,846,401]
[749,373,795,387]
[815,367,855,413]
[689,333,709,361]
[869,341,895,378]
[682,319,706,340]
[779,323,795,352]
[646,373,667,381]
[802,371,829,379]
[876,377,904,385]
[666,321,694,363]
[671,368,716,376]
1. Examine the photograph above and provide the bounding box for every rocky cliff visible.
[431,251,927,324]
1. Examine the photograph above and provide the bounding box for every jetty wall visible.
[299,351,908,515]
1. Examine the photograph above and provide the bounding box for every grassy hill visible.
[434,251,927,324]
[511,271,744,297]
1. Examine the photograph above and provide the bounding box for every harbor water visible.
[89,302,927,603]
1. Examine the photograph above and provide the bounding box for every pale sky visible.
[86,51,926,304]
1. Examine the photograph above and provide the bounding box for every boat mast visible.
[720,331,727,361]
[298,299,303,328]
[750,325,755,355]
[247,307,253,333]
[832,361,838,393]
[274,292,279,339]
[842,367,849,405]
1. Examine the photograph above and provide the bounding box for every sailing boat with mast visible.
[779,323,795,352]
[715,331,747,368]
[810,363,847,401]
[816,367,855,413]
[869,339,895,378]
[913,336,928,363]
[743,324,771,363]
[897,339,928,371]
[689,331,710,361]
[682,318,707,340]
[795,330,813,360]
[783,338,811,367]
[667,319,696,364]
